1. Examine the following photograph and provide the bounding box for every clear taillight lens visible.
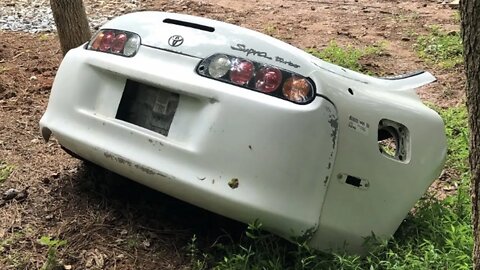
[87,29,141,57]
[197,54,315,104]
[208,54,231,78]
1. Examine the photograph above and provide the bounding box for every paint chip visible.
[228,178,239,189]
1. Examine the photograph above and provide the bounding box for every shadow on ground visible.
[49,160,247,268]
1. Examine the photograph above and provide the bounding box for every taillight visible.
[255,66,282,93]
[197,54,315,104]
[87,29,141,57]
[99,31,115,52]
[208,54,231,78]
[230,59,254,86]
[111,33,127,53]
[283,76,312,103]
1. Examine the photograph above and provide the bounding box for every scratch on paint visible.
[103,151,171,179]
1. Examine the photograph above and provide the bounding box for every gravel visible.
[0,0,143,33]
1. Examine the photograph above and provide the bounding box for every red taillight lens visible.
[99,31,115,52]
[255,67,282,93]
[230,59,254,85]
[87,29,140,57]
[282,76,313,103]
[111,33,127,53]
[197,54,315,104]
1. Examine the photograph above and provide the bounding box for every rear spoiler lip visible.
[376,70,437,91]
[311,59,436,90]
[379,70,427,80]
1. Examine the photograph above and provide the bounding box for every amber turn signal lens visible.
[282,76,312,103]
[90,32,104,50]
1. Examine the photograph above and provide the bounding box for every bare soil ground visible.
[0,0,463,269]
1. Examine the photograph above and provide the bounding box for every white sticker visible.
[348,115,370,135]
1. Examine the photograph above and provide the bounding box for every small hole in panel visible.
[348,88,354,95]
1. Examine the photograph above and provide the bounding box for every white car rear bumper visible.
[40,45,337,242]
[40,11,447,253]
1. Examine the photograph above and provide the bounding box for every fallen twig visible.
[12,52,25,60]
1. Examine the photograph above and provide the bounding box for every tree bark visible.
[50,0,91,56]
[460,0,480,269]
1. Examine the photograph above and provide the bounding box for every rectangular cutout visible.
[116,80,179,136]
[345,176,362,187]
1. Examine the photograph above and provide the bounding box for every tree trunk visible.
[460,0,480,269]
[50,0,91,56]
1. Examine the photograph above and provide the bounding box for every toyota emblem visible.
[168,35,184,47]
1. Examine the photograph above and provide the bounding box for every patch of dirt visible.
[0,0,464,269]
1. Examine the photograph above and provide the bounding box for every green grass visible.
[306,41,384,73]
[416,26,463,69]
[0,228,29,269]
[185,106,472,270]
[0,162,14,183]
[393,12,420,24]
[38,236,67,270]
[442,107,469,172]
[452,11,461,24]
